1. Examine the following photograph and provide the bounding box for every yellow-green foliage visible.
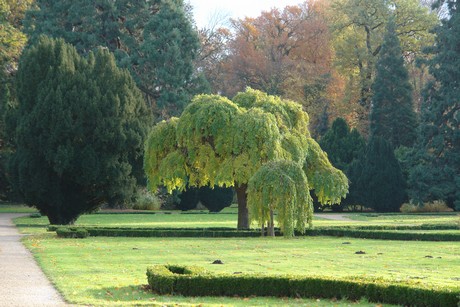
[233,88,310,137]
[232,109,282,184]
[176,94,240,158]
[304,139,349,205]
[144,118,187,192]
[144,88,348,235]
[247,160,313,237]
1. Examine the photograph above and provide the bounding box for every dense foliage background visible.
[0,0,458,219]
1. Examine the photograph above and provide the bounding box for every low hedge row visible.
[88,228,268,238]
[307,229,460,241]
[55,227,89,238]
[146,265,459,307]
[47,226,239,231]
[94,211,236,215]
[48,225,460,241]
[324,224,459,231]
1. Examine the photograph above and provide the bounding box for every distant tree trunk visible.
[261,221,265,237]
[235,184,249,230]
[268,209,275,236]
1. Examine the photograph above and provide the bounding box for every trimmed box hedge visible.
[307,229,460,241]
[56,227,89,238]
[48,225,460,241]
[146,265,460,307]
[323,224,459,231]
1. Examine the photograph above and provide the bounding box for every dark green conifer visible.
[370,17,417,148]
[24,0,206,118]
[320,118,366,171]
[9,37,150,224]
[0,81,9,199]
[409,1,460,210]
[319,117,366,211]
[347,137,407,212]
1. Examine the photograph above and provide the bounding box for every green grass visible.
[24,234,459,306]
[380,229,460,234]
[14,210,460,230]
[346,212,460,225]
[0,202,37,213]
[15,212,240,230]
[13,211,460,306]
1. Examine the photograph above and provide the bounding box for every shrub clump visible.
[174,185,234,212]
[400,201,454,213]
[175,188,200,211]
[199,186,234,212]
[132,189,162,211]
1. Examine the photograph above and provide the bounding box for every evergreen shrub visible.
[199,186,234,212]
[146,265,459,306]
[56,227,89,238]
[48,225,460,241]
[175,188,200,211]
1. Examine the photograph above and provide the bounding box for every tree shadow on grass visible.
[86,284,155,304]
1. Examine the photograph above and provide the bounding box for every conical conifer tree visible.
[320,118,366,171]
[9,37,150,224]
[409,1,460,210]
[347,137,407,212]
[370,17,417,148]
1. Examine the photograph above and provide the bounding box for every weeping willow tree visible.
[247,160,312,237]
[144,88,348,233]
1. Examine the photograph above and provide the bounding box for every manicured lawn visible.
[346,212,460,226]
[14,210,460,230]
[15,212,241,229]
[24,234,460,306]
[10,210,460,305]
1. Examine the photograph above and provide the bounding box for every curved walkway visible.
[0,213,67,306]
[316,213,357,222]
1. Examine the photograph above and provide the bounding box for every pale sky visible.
[188,0,303,28]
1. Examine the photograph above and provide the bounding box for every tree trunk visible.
[235,184,249,230]
[45,209,78,225]
[269,209,275,237]
[261,221,265,237]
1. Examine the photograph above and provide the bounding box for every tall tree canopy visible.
[370,18,418,148]
[0,0,32,77]
[24,0,205,118]
[8,36,150,224]
[210,0,349,134]
[144,88,348,233]
[409,0,460,210]
[329,0,437,132]
[222,1,333,97]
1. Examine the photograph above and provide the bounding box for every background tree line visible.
[0,0,458,218]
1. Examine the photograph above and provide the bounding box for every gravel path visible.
[0,213,68,306]
[316,213,357,222]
